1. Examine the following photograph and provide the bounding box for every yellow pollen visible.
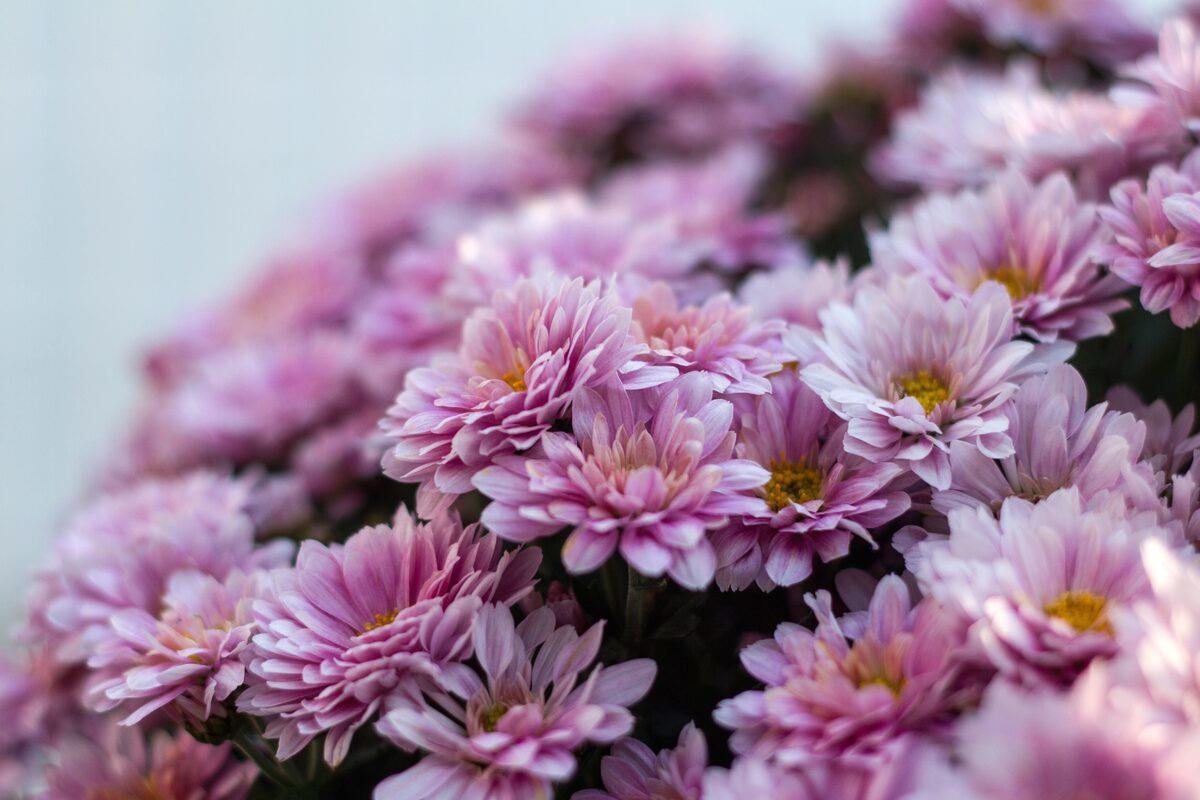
[857,674,907,696]
[763,460,823,511]
[896,370,951,415]
[500,370,527,393]
[361,609,399,633]
[989,266,1039,300]
[479,702,510,732]
[1044,591,1112,635]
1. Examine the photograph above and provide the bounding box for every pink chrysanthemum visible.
[30,472,293,664]
[714,372,912,590]
[238,509,540,765]
[575,723,707,800]
[949,0,1153,63]
[914,488,1184,686]
[380,274,673,506]
[1125,18,1200,134]
[930,365,1160,517]
[714,576,968,764]
[87,569,263,726]
[474,376,768,589]
[41,722,257,800]
[737,258,854,332]
[631,282,785,396]
[1100,148,1200,328]
[512,32,800,163]
[871,171,1127,342]
[1106,386,1200,474]
[374,604,656,800]
[801,275,1070,489]
[873,63,1183,197]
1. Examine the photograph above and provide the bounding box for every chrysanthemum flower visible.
[41,722,257,800]
[873,63,1183,196]
[631,282,785,395]
[238,509,540,765]
[1100,148,1200,328]
[737,258,854,331]
[801,275,1070,489]
[871,171,1127,342]
[949,0,1153,64]
[1124,18,1200,134]
[914,488,1184,686]
[575,723,707,800]
[1106,385,1200,474]
[512,32,800,164]
[30,472,293,664]
[374,604,656,800]
[930,365,1160,517]
[474,375,768,589]
[714,372,912,590]
[714,576,968,763]
[380,274,673,506]
[87,569,263,726]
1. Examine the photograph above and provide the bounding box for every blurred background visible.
[0,0,1174,629]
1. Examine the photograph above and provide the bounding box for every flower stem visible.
[231,720,309,793]
[624,571,651,645]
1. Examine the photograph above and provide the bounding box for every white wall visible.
[0,0,1172,628]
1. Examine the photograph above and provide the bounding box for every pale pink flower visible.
[871,171,1127,342]
[474,376,769,589]
[86,569,263,726]
[1125,18,1200,134]
[1106,386,1200,474]
[714,576,968,763]
[380,274,673,504]
[801,275,1070,489]
[736,258,854,332]
[950,0,1153,63]
[573,723,706,800]
[374,604,656,800]
[238,509,540,765]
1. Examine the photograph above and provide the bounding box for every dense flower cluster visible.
[11,4,1200,799]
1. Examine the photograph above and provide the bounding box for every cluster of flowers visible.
[10,1,1200,798]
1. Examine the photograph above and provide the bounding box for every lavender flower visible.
[737,258,854,331]
[1125,18,1200,134]
[574,723,707,800]
[238,509,540,765]
[374,604,656,800]
[474,375,768,589]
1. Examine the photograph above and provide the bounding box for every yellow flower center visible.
[479,702,510,732]
[841,639,908,697]
[361,609,399,633]
[763,460,823,511]
[856,674,908,696]
[1044,591,1112,635]
[989,266,1039,300]
[500,370,527,392]
[896,370,950,414]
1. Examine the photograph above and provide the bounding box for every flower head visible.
[737,259,854,332]
[801,275,1070,489]
[1100,148,1200,327]
[715,372,912,590]
[475,375,768,589]
[238,509,540,765]
[571,723,707,800]
[374,604,656,800]
[871,171,1127,342]
[1124,18,1200,134]
[914,488,1183,686]
[714,576,967,763]
[949,0,1153,63]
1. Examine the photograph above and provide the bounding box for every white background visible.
[0,0,1172,629]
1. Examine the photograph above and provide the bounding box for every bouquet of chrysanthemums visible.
[12,1,1200,797]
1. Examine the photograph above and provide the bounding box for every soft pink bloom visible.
[714,372,912,590]
[86,569,263,726]
[1100,148,1200,327]
[714,576,968,764]
[0,648,82,797]
[913,488,1184,686]
[238,509,540,765]
[40,722,256,800]
[474,376,769,589]
[873,63,1183,197]
[931,365,1160,517]
[1106,386,1200,474]
[513,32,800,163]
[949,0,1153,63]
[631,282,785,396]
[871,171,1127,342]
[380,274,673,505]
[573,722,706,800]
[374,604,656,800]
[1125,18,1200,134]
[30,472,293,664]
[520,581,588,634]
[737,258,854,331]
[801,276,1071,490]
